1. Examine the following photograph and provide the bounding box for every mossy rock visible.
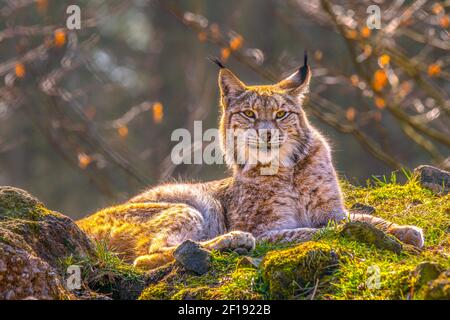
[410,262,444,289]
[236,256,261,269]
[261,242,338,299]
[0,242,72,300]
[138,251,263,300]
[87,267,148,300]
[340,221,402,254]
[0,186,44,220]
[0,186,94,269]
[414,165,449,195]
[422,269,450,300]
[0,186,95,299]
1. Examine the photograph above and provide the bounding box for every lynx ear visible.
[276,51,311,97]
[219,69,245,99]
[217,67,246,106]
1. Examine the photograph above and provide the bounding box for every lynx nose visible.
[257,129,272,143]
[256,121,276,143]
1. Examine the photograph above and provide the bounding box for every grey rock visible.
[237,256,262,269]
[411,261,443,289]
[233,247,249,255]
[341,221,403,254]
[350,203,376,215]
[173,240,211,275]
[414,165,449,195]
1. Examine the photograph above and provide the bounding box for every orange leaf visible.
[374,97,386,109]
[15,63,26,78]
[399,81,412,98]
[350,74,359,86]
[229,35,243,51]
[427,63,441,77]
[378,54,390,68]
[221,47,231,61]
[152,102,164,124]
[118,126,129,138]
[372,69,388,92]
[439,15,449,28]
[361,26,371,38]
[346,107,356,121]
[54,29,66,48]
[345,29,357,39]
[432,3,444,15]
[78,153,92,169]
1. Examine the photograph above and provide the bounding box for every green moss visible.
[213,268,263,299]
[313,230,449,299]
[410,262,444,289]
[261,242,338,299]
[341,221,403,253]
[342,177,449,247]
[139,282,171,300]
[138,250,265,300]
[171,287,213,300]
[421,270,450,300]
[59,241,147,299]
[0,187,52,221]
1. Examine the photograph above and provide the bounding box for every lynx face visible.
[217,58,313,171]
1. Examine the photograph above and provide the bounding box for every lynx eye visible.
[242,110,256,119]
[275,110,288,119]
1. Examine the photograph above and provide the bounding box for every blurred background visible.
[0,0,448,219]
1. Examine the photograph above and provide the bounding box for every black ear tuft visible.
[207,56,225,69]
[299,50,309,84]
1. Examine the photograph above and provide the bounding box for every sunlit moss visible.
[139,282,171,300]
[0,186,50,221]
[261,242,338,299]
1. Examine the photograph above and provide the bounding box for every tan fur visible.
[77,62,424,270]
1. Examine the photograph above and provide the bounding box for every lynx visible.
[77,54,424,270]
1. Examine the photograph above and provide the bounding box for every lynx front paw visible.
[202,231,256,253]
[388,225,424,248]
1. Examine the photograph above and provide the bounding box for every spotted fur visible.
[77,60,424,270]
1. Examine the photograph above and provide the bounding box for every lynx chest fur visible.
[222,132,346,237]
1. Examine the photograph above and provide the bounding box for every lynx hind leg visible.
[201,231,256,253]
[134,249,175,270]
[349,213,424,248]
[134,204,208,270]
